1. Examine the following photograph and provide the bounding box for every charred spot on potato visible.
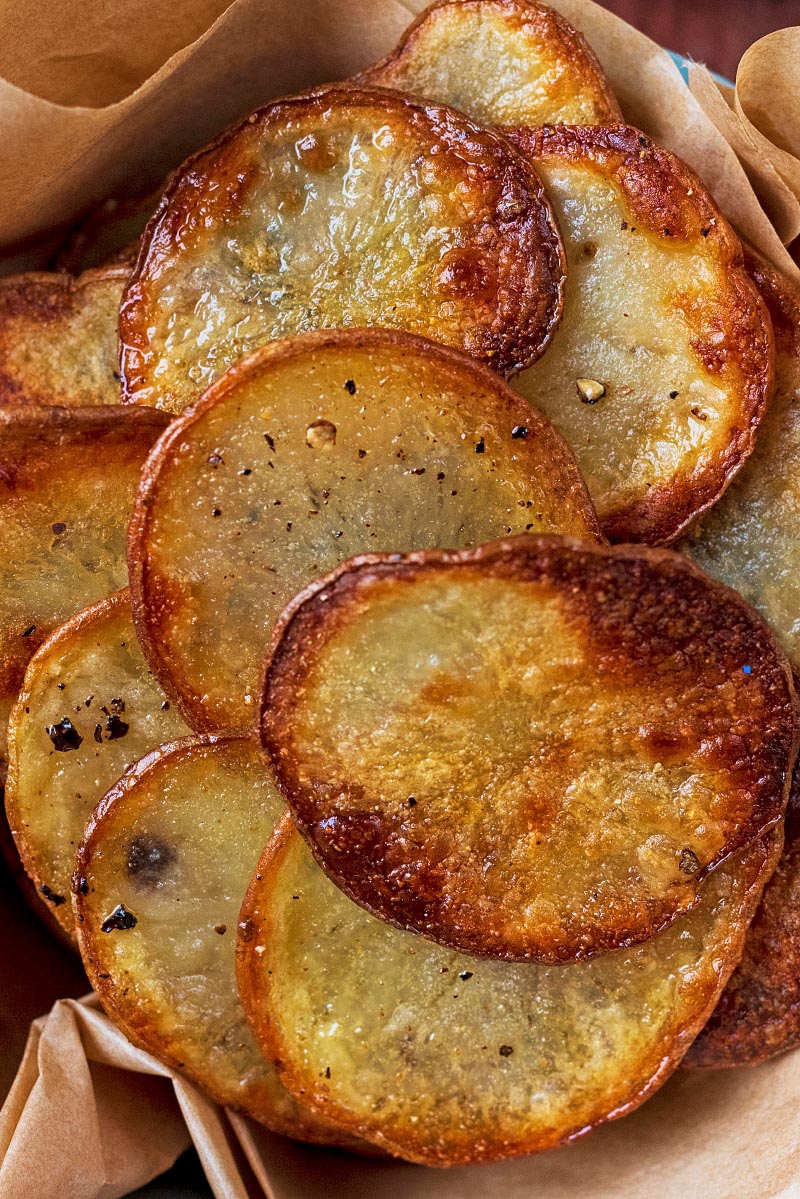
[47,717,83,752]
[126,836,176,887]
[101,903,138,932]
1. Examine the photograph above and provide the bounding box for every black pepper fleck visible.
[208,453,224,467]
[212,508,222,518]
[101,905,138,933]
[511,425,529,439]
[40,884,67,906]
[669,390,680,399]
[52,522,66,535]
[344,379,357,395]
[22,625,35,637]
[47,718,82,752]
[264,433,276,451]
[475,438,485,454]
[459,971,473,981]
[499,1045,514,1057]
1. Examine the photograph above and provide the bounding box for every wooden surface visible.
[602,0,800,80]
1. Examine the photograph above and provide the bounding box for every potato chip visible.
[5,590,190,939]
[0,266,128,407]
[119,84,565,414]
[0,405,169,758]
[682,256,800,1067]
[237,817,780,1165]
[260,535,796,962]
[75,733,361,1146]
[359,0,621,126]
[506,125,773,544]
[129,329,598,731]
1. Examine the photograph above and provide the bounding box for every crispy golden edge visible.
[119,83,566,403]
[505,124,775,546]
[358,0,622,123]
[238,814,781,1165]
[257,534,798,962]
[0,266,129,407]
[127,327,600,733]
[4,589,133,942]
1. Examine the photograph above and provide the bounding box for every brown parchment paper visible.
[3,1,800,1196]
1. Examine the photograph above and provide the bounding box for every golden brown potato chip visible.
[506,125,773,545]
[129,329,598,731]
[0,266,128,407]
[5,590,190,939]
[359,0,621,126]
[260,535,797,963]
[237,816,780,1165]
[682,257,800,1067]
[0,405,169,758]
[75,733,361,1146]
[119,84,565,414]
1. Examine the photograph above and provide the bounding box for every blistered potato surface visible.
[5,591,189,938]
[119,85,565,413]
[508,126,772,544]
[0,268,128,407]
[0,406,169,758]
[360,0,621,126]
[261,537,797,962]
[130,330,598,730]
[238,820,779,1166]
[75,735,360,1146]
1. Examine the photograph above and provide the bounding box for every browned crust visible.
[0,266,130,407]
[4,589,131,942]
[127,326,600,732]
[0,404,170,737]
[238,814,780,1165]
[120,83,566,408]
[505,124,775,547]
[258,534,798,962]
[358,0,622,124]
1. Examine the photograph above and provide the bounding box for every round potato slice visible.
[129,329,599,730]
[359,0,621,127]
[237,817,781,1165]
[119,84,565,414]
[0,405,169,759]
[0,266,129,407]
[5,590,190,939]
[260,535,797,963]
[506,125,773,545]
[682,256,800,1068]
[74,734,360,1146]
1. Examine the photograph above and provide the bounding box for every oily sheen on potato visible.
[129,329,598,730]
[119,84,565,413]
[360,0,621,126]
[0,266,129,407]
[0,405,169,758]
[506,125,773,544]
[260,535,797,963]
[74,734,362,1147]
[683,255,800,1068]
[237,817,780,1166]
[5,590,189,939]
